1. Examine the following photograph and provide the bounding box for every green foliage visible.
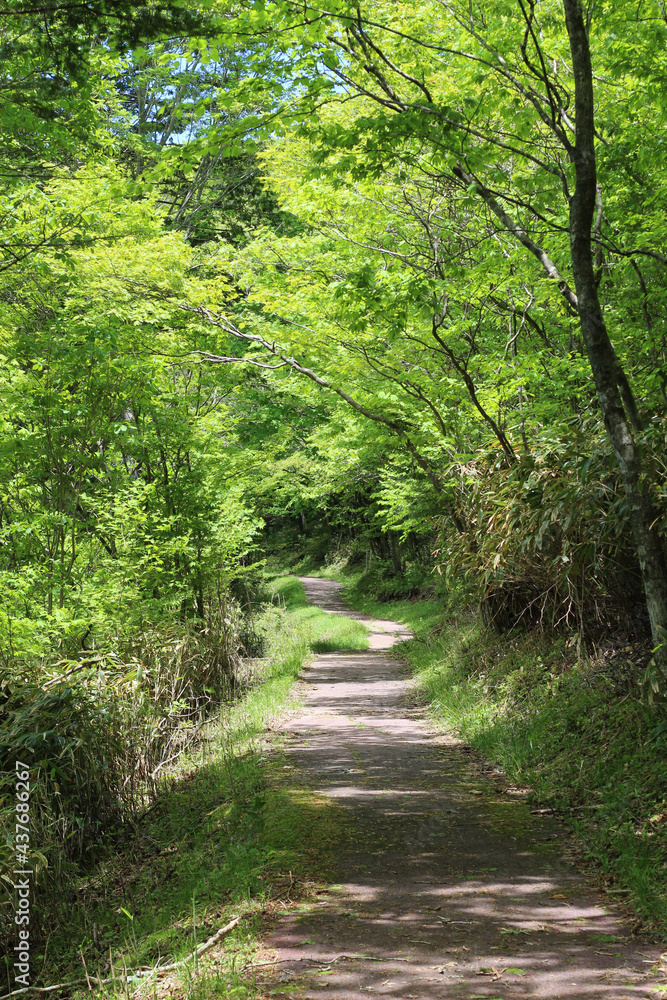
[4,0,667,966]
[0,595,344,995]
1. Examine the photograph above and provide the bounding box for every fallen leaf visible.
[476,966,505,981]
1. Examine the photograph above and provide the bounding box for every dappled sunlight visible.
[262,578,661,999]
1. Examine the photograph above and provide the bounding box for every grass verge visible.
[4,580,360,1000]
[334,573,667,936]
[268,575,369,652]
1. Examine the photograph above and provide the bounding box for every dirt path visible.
[261,578,661,999]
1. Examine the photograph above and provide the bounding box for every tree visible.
[209,0,667,656]
[0,165,264,658]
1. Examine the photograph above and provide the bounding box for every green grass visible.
[268,575,369,652]
[336,578,667,936]
[8,588,355,1000]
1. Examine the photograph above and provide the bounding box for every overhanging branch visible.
[452,164,579,311]
[180,303,469,525]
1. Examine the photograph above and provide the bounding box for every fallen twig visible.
[3,917,241,998]
[4,982,90,998]
[240,959,289,970]
[156,916,241,972]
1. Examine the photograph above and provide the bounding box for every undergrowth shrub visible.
[348,562,434,600]
[7,595,334,996]
[0,596,248,945]
[439,420,649,640]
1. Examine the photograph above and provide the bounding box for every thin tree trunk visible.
[388,533,404,576]
[563,0,667,657]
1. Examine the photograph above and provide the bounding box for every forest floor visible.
[255,577,664,1000]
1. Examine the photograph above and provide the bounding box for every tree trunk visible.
[563,0,667,657]
[388,532,404,576]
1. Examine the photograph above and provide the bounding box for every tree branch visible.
[452,163,579,311]
[179,304,466,520]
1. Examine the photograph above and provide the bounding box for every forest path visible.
[260,578,661,999]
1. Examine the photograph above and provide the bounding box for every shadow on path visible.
[262,577,661,999]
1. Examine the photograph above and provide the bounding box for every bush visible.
[0,600,246,944]
[440,422,649,640]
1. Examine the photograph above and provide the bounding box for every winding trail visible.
[261,577,661,999]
